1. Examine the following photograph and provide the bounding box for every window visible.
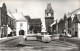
[20,23,23,27]
[48,13,51,17]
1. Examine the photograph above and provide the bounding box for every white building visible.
[11,11,28,36]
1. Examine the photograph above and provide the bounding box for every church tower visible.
[45,3,54,34]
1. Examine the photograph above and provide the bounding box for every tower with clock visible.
[45,3,54,34]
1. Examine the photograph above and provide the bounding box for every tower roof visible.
[46,3,52,11]
[45,3,53,13]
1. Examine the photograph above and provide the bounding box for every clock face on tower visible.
[47,13,51,17]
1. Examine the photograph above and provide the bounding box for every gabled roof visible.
[7,10,15,19]
[11,11,27,21]
[70,8,80,14]
[45,3,53,13]
[46,3,52,11]
[24,15,31,22]
[67,8,80,17]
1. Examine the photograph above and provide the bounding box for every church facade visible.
[45,3,54,34]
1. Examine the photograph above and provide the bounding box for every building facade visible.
[0,3,8,38]
[71,14,80,37]
[67,8,80,38]
[67,17,72,34]
[58,19,65,34]
[29,18,42,33]
[45,3,54,34]
[11,11,28,36]
[16,20,28,36]
[53,14,68,35]
[57,8,80,38]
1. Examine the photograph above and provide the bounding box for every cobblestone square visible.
[0,40,79,51]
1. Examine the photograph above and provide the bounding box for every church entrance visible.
[19,30,24,35]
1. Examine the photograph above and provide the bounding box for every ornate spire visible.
[45,3,53,14]
[46,3,52,11]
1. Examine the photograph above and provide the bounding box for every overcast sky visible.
[0,0,80,27]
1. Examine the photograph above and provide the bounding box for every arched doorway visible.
[19,30,24,35]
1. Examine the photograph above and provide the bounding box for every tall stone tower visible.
[45,3,54,34]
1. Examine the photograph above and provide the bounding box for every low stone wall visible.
[52,37,59,40]
[52,34,60,40]
[27,37,37,41]
[25,34,38,41]
[26,34,60,41]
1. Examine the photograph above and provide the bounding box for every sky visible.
[0,0,80,28]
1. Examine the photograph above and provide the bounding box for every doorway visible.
[75,31,78,37]
[19,30,24,35]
